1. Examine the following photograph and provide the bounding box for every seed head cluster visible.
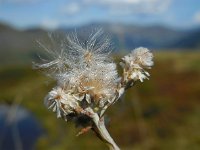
[34,29,153,122]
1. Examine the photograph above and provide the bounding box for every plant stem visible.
[92,114,120,150]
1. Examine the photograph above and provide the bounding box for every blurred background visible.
[0,0,200,150]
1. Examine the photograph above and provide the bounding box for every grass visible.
[0,51,200,150]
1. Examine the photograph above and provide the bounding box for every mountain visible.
[0,23,47,65]
[0,22,199,65]
[169,28,200,49]
[58,23,190,50]
[54,24,199,50]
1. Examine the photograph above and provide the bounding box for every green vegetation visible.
[0,51,200,150]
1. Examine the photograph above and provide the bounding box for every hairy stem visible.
[89,110,120,150]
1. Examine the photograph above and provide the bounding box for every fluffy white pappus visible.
[35,30,120,109]
[66,29,112,67]
[61,61,118,102]
[33,33,72,78]
[129,47,153,69]
[56,60,118,95]
[34,30,114,80]
[121,47,153,69]
[79,62,118,98]
[44,86,83,119]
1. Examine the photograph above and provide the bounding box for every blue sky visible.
[0,0,200,29]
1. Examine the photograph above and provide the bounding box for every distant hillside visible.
[59,23,200,50]
[0,22,199,65]
[169,28,200,49]
[0,23,47,65]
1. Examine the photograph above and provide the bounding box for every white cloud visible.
[40,19,59,29]
[59,0,171,16]
[61,2,80,15]
[83,0,171,14]
[194,11,200,24]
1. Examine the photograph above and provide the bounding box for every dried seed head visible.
[120,47,153,82]
[130,47,154,68]
[36,29,120,118]
[35,30,153,121]
[44,86,81,118]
